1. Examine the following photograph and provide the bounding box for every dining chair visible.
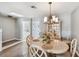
[29,44,47,57]
[26,35,33,56]
[56,39,77,57]
[76,50,79,57]
[70,38,77,57]
[26,35,33,46]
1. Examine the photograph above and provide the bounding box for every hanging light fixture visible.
[43,2,52,32]
[44,2,59,23]
[44,2,52,23]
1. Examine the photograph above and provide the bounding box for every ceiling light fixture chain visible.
[48,2,52,22]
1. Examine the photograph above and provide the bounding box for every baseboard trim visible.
[2,38,17,43]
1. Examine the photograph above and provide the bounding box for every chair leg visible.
[28,47,30,57]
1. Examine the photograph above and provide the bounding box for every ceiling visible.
[0,2,79,17]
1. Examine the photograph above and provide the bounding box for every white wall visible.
[0,15,16,42]
[15,18,22,39]
[58,13,71,38]
[71,7,79,44]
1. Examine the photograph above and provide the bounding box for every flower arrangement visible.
[42,32,51,43]
[42,31,59,44]
[42,32,53,43]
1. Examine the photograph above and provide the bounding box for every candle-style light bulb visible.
[44,17,47,23]
[52,16,56,22]
[55,17,58,22]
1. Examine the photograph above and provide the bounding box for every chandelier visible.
[44,2,59,32]
[44,2,59,23]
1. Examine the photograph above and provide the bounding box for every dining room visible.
[0,2,79,57]
[25,2,79,57]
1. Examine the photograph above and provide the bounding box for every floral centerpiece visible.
[41,32,54,49]
[42,32,50,44]
[42,32,53,44]
[42,31,59,44]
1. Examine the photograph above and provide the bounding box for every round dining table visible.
[32,39,69,54]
